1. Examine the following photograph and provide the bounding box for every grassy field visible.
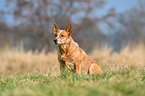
[0,44,145,96]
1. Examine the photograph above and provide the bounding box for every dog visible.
[53,24,102,75]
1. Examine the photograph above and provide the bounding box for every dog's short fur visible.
[53,24,102,75]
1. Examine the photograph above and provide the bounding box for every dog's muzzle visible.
[54,39,57,44]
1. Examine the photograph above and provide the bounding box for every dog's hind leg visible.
[89,63,102,75]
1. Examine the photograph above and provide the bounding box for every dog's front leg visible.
[75,61,81,74]
[59,60,66,74]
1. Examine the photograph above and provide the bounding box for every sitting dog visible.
[53,24,102,75]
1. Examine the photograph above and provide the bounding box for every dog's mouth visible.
[54,42,66,45]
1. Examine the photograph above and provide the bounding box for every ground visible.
[0,44,145,96]
[0,68,145,96]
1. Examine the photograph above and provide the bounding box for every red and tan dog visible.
[53,24,102,75]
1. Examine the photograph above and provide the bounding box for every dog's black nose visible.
[54,39,57,44]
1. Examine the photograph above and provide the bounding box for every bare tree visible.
[1,0,115,51]
[110,0,145,50]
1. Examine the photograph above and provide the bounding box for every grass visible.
[0,43,145,96]
[0,69,145,96]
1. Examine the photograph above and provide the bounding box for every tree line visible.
[0,0,144,52]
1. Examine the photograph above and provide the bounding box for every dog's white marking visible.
[56,30,63,44]
[58,30,62,37]
[89,64,93,75]
[56,30,62,39]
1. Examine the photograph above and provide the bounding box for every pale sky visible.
[0,0,138,26]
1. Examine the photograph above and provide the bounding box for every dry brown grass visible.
[0,43,145,75]
[90,43,145,71]
[0,49,59,75]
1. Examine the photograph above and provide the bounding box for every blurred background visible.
[0,0,145,75]
[0,0,145,52]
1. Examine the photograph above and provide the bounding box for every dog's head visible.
[53,24,72,45]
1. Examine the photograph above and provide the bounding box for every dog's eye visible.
[61,35,64,37]
[55,35,57,37]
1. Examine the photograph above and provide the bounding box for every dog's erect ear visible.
[53,23,60,34]
[65,24,72,36]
